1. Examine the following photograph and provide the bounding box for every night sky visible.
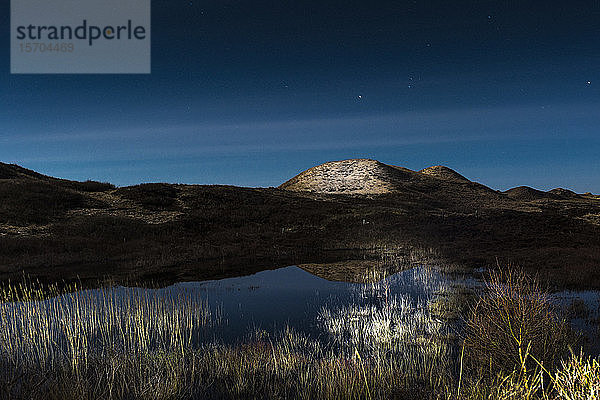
[2,0,599,192]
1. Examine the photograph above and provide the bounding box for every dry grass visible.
[0,267,457,399]
[0,266,598,399]
[0,281,221,399]
[552,352,600,399]
[464,349,600,400]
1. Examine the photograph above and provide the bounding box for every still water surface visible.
[153,265,451,343]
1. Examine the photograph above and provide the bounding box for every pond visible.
[551,289,600,355]
[163,265,458,343]
[0,264,468,360]
[0,264,477,399]
[2,264,598,363]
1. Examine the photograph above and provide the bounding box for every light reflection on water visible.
[158,265,454,343]
[4,265,598,356]
[2,265,457,351]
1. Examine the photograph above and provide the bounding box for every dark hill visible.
[0,160,599,289]
[0,163,50,180]
[549,188,579,199]
[0,162,114,193]
[419,165,470,182]
[505,186,554,201]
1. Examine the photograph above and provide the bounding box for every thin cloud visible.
[2,102,599,165]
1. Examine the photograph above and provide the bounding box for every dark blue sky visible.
[2,0,599,192]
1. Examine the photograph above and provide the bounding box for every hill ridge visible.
[280,159,477,195]
[279,159,407,194]
[419,165,469,182]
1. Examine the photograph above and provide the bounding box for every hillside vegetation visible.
[0,160,599,288]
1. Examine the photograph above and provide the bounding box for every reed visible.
[0,282,220,383]
[0,266,598,399]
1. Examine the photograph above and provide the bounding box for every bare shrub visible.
[463,267,577,378]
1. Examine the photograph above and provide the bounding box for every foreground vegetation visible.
[0,267,598,399]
